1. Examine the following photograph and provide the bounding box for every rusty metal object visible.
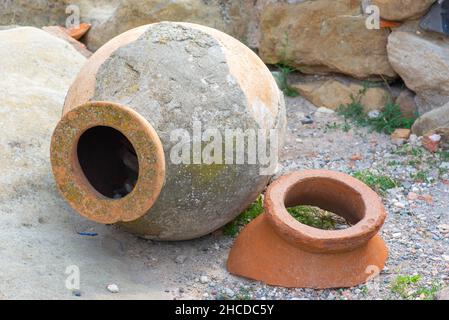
[227,170,388,289]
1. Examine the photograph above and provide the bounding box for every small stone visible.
[418,194,433,204]
[437,224,449,233]
[440,162,449,170]
[393,202,405,209]
[422,134,441,152]
[409,134,418,144]
[200,276,209,284]
[301,115,314,124]
[391,128,411,141]
[72,289,82,297]
[442,255,449,262]
[407,192,419,201]
[224,288,235,297]
[106,284,119,293]
[392,232,402,238]
[350,154,363,161]
[368,110,380,119]
[175,255,187,264]
[316,107,335,114]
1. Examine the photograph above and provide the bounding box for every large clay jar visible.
[50,22,286,241]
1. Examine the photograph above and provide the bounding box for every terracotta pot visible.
[50,22,286,240]
[227,170,389,289]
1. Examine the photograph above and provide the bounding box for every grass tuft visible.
[353,170,399,194]
[337,84,416,135]
[390,274,441,300]
[287,205,348,230]
[223,196,264,236]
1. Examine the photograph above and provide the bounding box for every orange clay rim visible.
[50,101,165,224]
[264,170,386,253]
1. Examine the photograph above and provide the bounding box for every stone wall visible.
[0,0,447,136]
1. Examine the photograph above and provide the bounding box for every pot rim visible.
[50,101,165,224]
[264,170,386,253]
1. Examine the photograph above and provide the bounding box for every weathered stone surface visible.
[0,0,68,26]
[412,103,449,140]
[391,128,410,141]
[372,0,435,21]
[293,79,389,111]
[59,22,286,240]
[0,0,255,51]
[73,0,255,51]
[387,24,449,114]
[395,89,418,119]
[260,0,396,79]
[0,27,86,199]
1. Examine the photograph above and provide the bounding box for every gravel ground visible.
[1,95,447,300]
[191,95,449,301]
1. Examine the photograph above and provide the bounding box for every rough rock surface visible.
[371,0,435,21]
[0,0,257,51]
[0,27,85,200]
[0,0,68,26]
[395,89,418,119]
[62,22,286,240]
[387,24,449,114]
[0,27,88,298]
[82,0,255,51]
[293,78,389,111]
[260,0,396,79]
[412,103,449,141]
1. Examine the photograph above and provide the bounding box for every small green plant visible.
[337,86,368,127]
[353,170,399,194]
[387,160,401,167]
[287,205,348,230]
[272,64,299,97]
[337,84,416,135]
[410,170,429,183]
[369,102,416,134]
[390,275,441,300]
[272,31,299,97]
[223,195,264,236]
[394,145,425,158]
[438,150,449,161]
[391,275,422,298]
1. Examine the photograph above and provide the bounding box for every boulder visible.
[0,0,255,52]
[412,103,449,141]
[395,89,418,119]
[293,78,389,112]
[0,27,86,199]
[371,0,435,21]
[387,23,449,114]
[0,0,67,26]
[259,0,396,79]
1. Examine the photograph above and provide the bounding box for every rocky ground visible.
[1,92,447,300]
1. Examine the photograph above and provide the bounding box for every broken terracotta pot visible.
[227,170,388,289]
[50,22,286,240]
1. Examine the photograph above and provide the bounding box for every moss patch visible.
[287,205,350,230]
